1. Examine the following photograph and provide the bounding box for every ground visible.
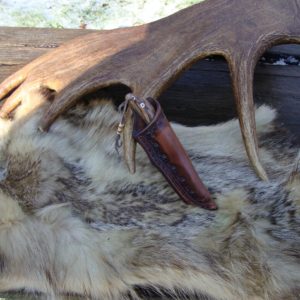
[0,0,202,29]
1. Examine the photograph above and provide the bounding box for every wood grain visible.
[0,27,298,82]
[0,26,298,138]
[0,27,97,79]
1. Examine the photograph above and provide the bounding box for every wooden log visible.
[0,27,299,138]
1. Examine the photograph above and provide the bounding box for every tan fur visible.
[0,92,299,299]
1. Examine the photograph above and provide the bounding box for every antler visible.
[0,0,299,180]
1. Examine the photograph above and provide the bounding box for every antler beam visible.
[0,0,299,180]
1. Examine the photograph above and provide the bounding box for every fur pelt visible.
[0,92,299,300]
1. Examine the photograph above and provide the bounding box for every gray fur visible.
[0,94,299,300]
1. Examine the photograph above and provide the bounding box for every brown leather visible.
[132,98,217,210]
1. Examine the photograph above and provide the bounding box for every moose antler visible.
[0,0,299,180]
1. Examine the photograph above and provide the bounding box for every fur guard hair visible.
[0,92,299,300]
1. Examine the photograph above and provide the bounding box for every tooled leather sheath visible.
[132,98,217,210]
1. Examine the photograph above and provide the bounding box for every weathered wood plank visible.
[0,27,299,139]
[160,59,300,132]
[264,44,300,58]
[0,27,97,79]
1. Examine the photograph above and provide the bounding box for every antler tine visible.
[0,73,25,98]
[229,56,268,181]
[0,0,299,181]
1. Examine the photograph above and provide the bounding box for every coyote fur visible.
[0,93,299,300]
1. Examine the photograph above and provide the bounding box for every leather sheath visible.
[132,98,217,210]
